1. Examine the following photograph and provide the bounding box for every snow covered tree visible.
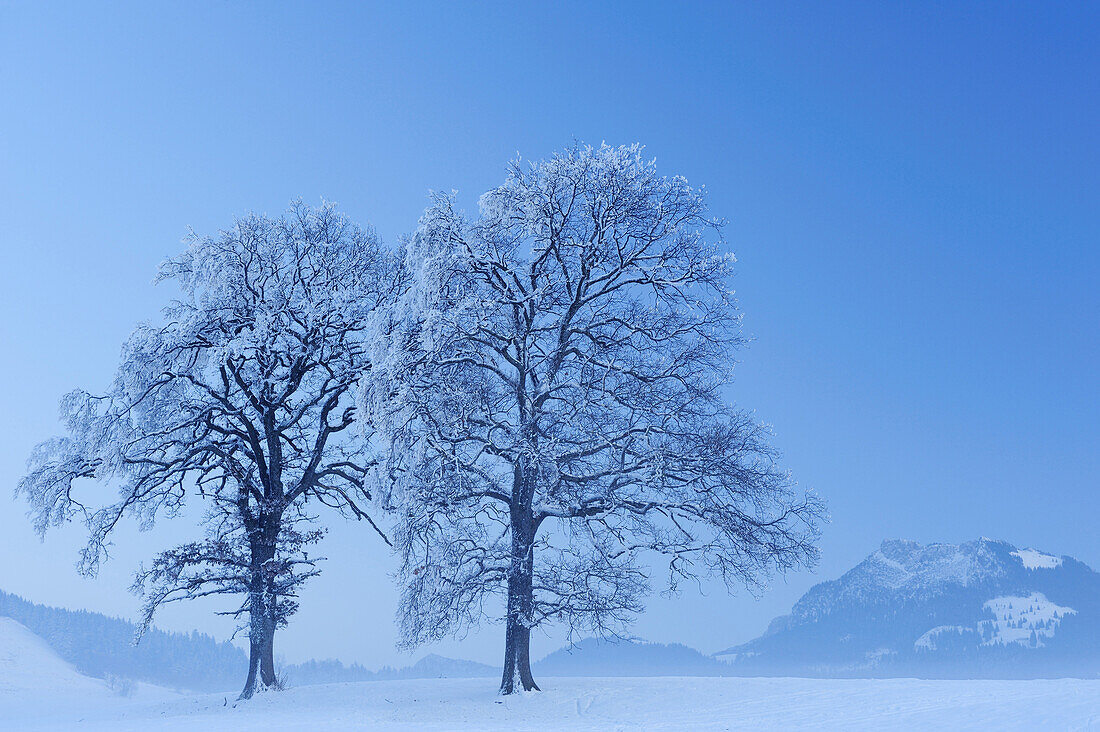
[368,144,823,694]
[20,201,400,699]
[129,504,325,694]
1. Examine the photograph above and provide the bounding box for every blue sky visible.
[1,2,1097,667]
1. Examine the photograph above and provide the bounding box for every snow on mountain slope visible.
[1011,548,1062,570]
[912,593,1078,651]
[787,538,1011,619]
[0,617,110,697]
[980,593,1076,647]
[717,538,1100,677]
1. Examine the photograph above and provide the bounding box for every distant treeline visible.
[0,590,246,691]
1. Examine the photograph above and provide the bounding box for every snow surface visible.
[0,617,109,699]
[0,617,179,715]
[5,676,1100,731]
[1011,548,1063,570]
[3,615,1099,730]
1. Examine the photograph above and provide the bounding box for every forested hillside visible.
[0,590,245,691]
[0,590,497,690]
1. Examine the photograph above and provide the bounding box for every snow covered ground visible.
[2,616,1098,730]
[3,675,1099,731]
[0,615,180,725]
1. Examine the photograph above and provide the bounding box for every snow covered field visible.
[4,675,1099,731]
[2,613,1097,730]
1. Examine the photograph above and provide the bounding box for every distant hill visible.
[284,653,498,685]
[0,588,496,690]
[292,639,740,684]
[716,538,1100,678]
[0,589,246,691]
[0,616,112,697]
[534,637,731,677]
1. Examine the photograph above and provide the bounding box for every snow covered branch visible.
[20,200,401,699]
[368,143,823,694]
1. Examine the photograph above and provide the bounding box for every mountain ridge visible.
[717,537,1100,678]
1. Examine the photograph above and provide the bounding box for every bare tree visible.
[368,144,824,694]
[20,201,399,699]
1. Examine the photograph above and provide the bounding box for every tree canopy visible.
[21,201,400,697]
[367,144,823,693]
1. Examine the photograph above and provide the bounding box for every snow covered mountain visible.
[717,538,1100,678]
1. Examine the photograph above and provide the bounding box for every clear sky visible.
[1,2,1097,669]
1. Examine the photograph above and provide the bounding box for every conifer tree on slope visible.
[21,201,399,699]
[368,144,823,694]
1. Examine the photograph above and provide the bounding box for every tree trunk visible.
[239,620,275,700]
[500,526,539,694]
[500,613,539,694]
[260,619,277,688]
[239,601,276,699]
[239,529,278,700]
